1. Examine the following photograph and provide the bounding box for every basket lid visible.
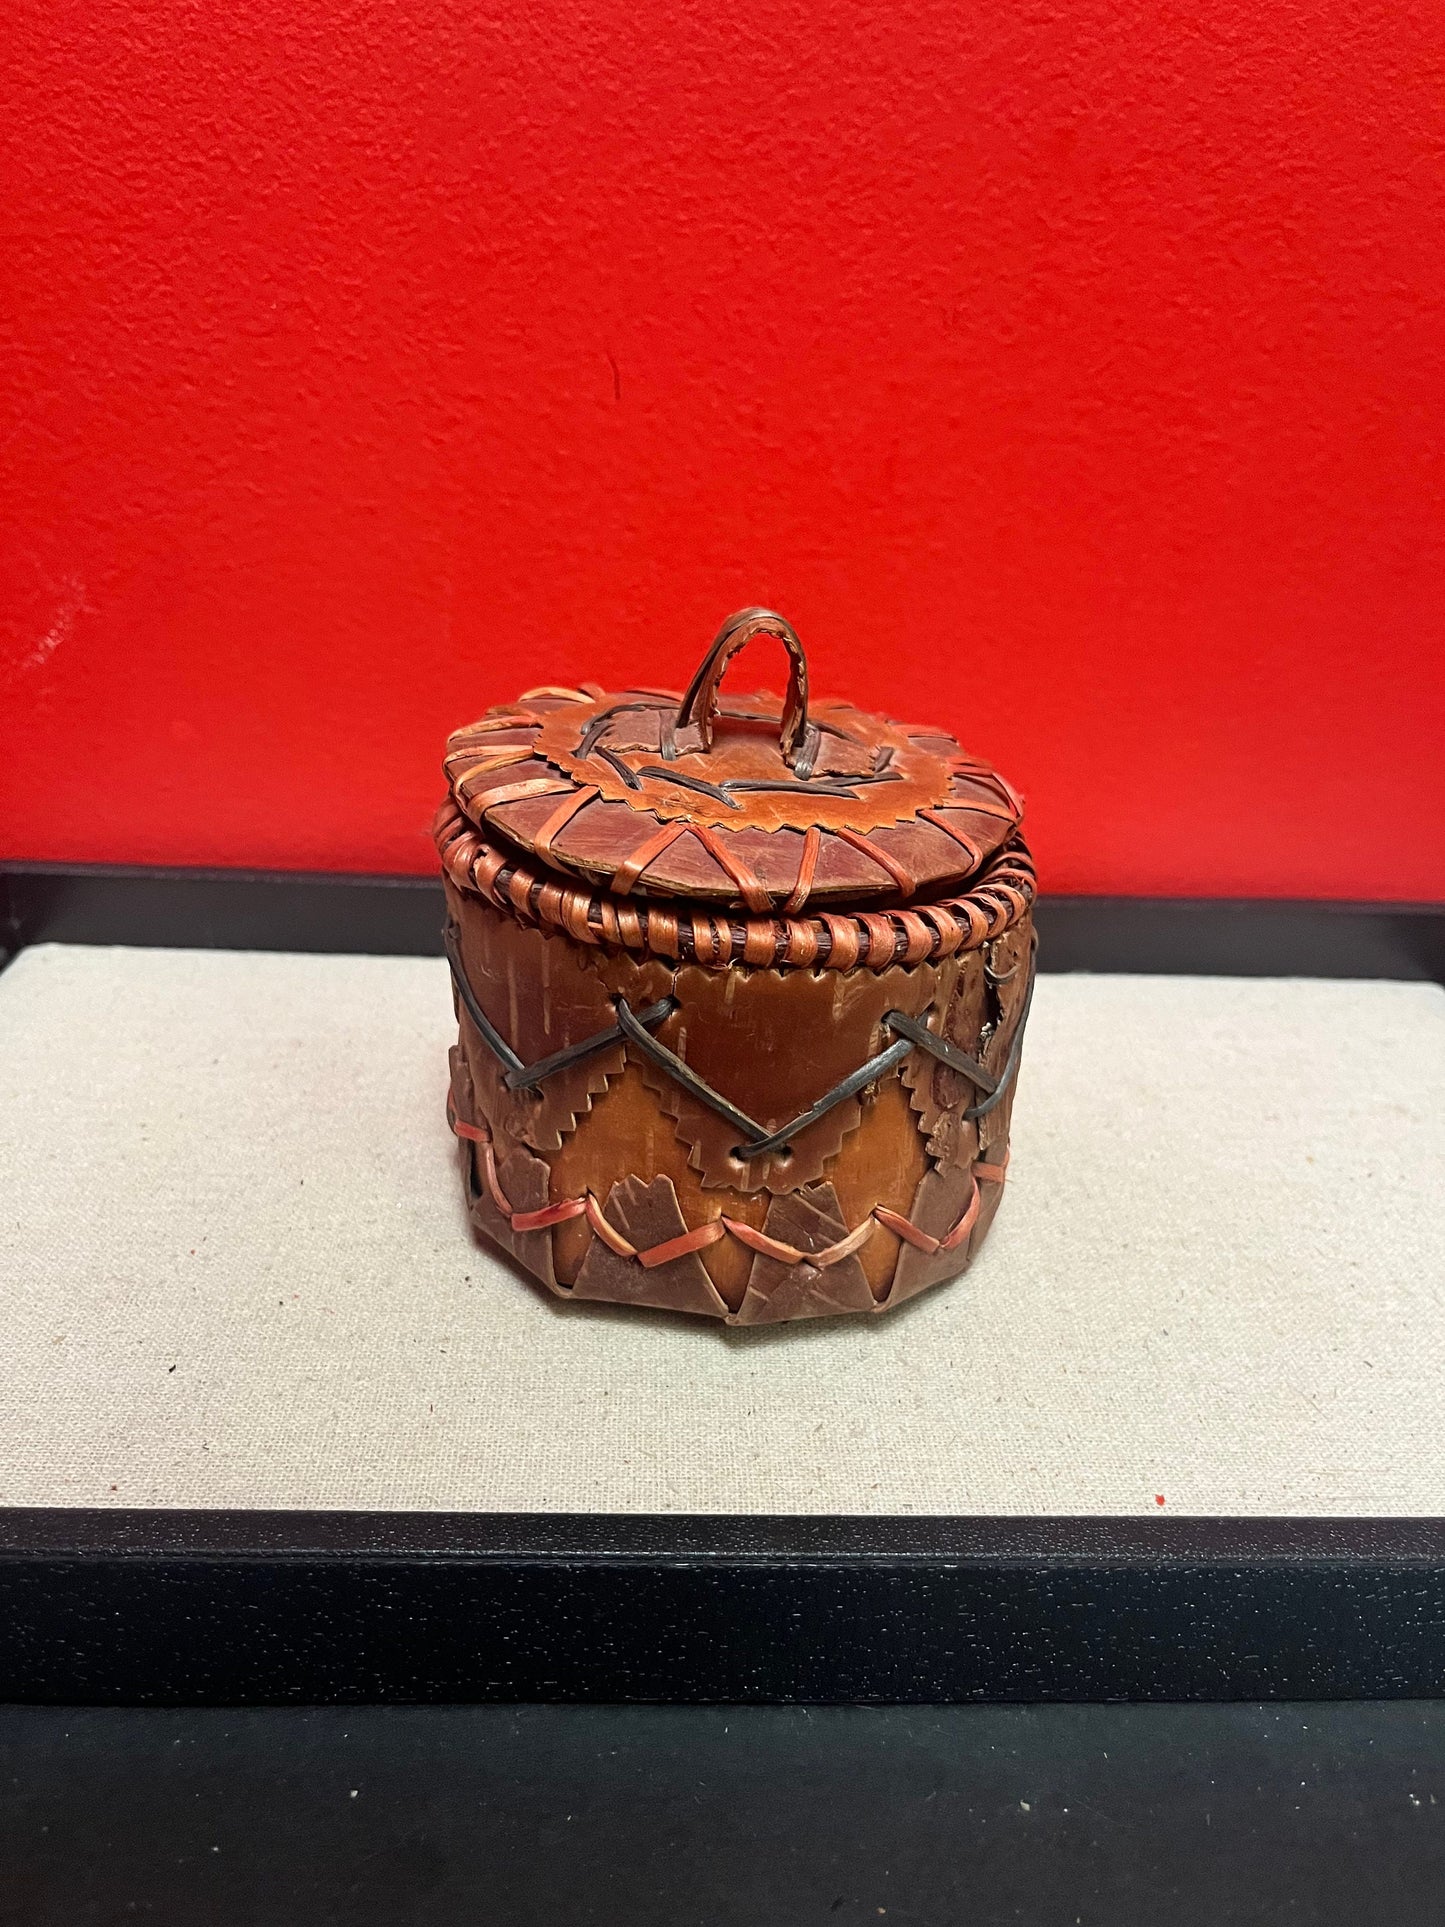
[442,610,1023,914]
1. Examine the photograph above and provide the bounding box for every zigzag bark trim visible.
[448,1096,997,1276]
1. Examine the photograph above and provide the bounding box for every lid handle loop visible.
[675,609,810,765]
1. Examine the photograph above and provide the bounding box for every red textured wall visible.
[3,1,1442,898]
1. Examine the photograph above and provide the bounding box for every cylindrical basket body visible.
[435,611,1036,1324]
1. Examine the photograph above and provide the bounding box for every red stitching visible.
[782,824,822,914]
[451,1103,988,1270]
[637,1221,727,1268]
[533,784,600,863]
[937,1178,981,1251]
[813,1218,878,1268]
[611,821,690,896]
[723,1217,803,1264]
[689,823,773,915]
[835,826,917,899]
[872,1206,939,1253]
[471,775,575,812]
[511,1198,588,1232]
[584,1191,637,1257]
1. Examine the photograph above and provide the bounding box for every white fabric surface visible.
[1,942,1441,1515]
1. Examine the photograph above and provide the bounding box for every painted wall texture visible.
[2,0,1441,897]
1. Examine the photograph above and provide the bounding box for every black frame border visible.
[3,860,1443,980]
[3,1511,1445,1705]
[1,861,1442,1704]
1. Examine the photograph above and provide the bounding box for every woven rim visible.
[435,797,1035,971]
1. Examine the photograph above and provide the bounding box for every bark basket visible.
[435,609,1036,1324]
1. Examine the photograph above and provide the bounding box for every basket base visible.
[458,1138,1004,1326]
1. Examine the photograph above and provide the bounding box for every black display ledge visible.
[2,859,1443,978]
[1,1511,1444,1706]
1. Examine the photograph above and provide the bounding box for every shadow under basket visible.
[434,608,1036,1325]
